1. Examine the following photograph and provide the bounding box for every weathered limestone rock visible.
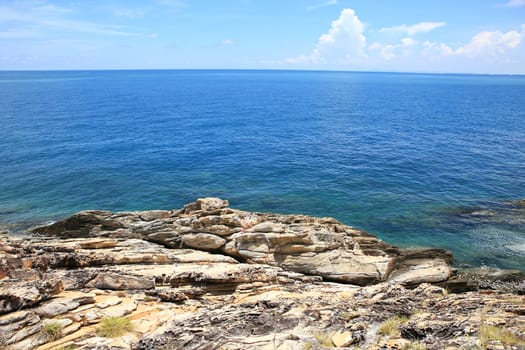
[181,232,226,251]
[78,238,118,249]
[389,260,451,285]
[332,330,355,347]
[84,272,155,290]
[0,279,63,314]
[145,287,206,302]
[33,198,447,286]
[277,250,393,284]
[0,196,523,350]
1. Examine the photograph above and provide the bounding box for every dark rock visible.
[0,279,63,314]
[145,288,206,302]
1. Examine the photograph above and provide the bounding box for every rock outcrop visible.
[32,197,452,286]
[0,198,522,349]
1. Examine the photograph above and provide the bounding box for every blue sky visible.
[1,0,524,73]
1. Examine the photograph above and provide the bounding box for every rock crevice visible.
[0,197,522,350]
[32,197,452,286]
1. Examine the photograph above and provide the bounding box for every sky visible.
[1,0,525,74]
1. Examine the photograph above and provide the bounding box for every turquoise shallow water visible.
[1,70,524,270]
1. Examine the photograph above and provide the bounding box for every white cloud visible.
[285,8,366,64]
[306,0,338,11]
[31,4,73,14]
[369,24,524,68]
[113,8,146,19]
[422,27,524,58]
[422,41,454,56]
[0,4,156,38]
[455,29,522,57]
[221,39,234,46]
[370,37,418,60]
[381,25,524,61]
[379,22,446,36]
[502,0,525,7]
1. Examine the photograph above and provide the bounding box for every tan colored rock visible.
[0,279,63,314]
[181,197,229,213]
[33,301,69,318]
[99,298,137,318]
[95,295,122,308]
[388,258,451,285]
[29,198,460,287]
[252,221,285,233]
[278,250,394,285]
[181,232,226,250]
[332,330,354,347]
[78,238,118,249]
[0,310,33,326]
[0,311,40,345]
[85,272,155,290]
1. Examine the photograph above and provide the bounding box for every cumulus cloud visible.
[281,7,523,72]
[455,29,522,57]
[285,8,366,64]
[379,22,446,36]
[422,41,454,56]
[369,37,417,60]
[422,27,523,58]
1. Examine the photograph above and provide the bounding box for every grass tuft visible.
[401,341,427,350]
[303,342,313,350]
[313,332,334,348]
[97,316,133,338]
[479,324,525,348]
[42,322,64,340]
[378,315,409,337]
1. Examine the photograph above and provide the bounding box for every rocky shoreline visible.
[1,198,524,349]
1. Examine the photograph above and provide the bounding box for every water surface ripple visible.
[1,70,524,270]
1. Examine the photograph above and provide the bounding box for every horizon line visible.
[0,68,524,77]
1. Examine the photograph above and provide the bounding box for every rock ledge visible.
[0,198,522,350]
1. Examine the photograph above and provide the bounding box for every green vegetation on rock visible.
[97,316,133,338]
[378,315,409,337]
[42,322,64,340]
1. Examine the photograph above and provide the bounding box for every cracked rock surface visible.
[0,198,522,349]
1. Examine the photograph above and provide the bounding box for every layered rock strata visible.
[0,198,522,350]
[32,197,453,286]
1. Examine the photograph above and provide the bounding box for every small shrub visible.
[378,315,409,337]
[97,317,133,338]
[43,322,63,340]
[313,332,334,348]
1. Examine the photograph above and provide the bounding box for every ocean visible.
[1,70,524,270]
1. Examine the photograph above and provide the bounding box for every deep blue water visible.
[1,70,524,270]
